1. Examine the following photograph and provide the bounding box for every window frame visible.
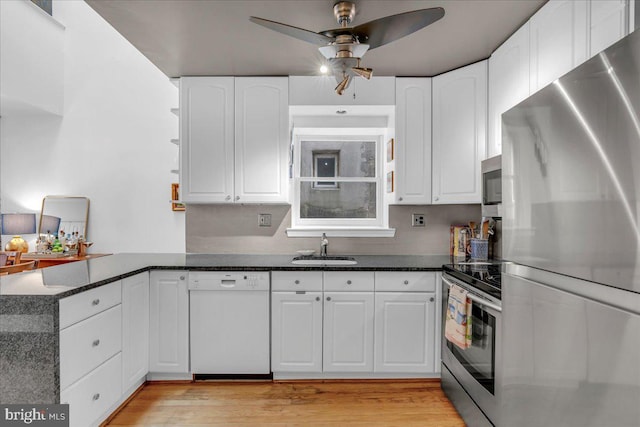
[290,128,388,231]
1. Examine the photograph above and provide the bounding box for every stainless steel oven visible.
[441,270,502,427]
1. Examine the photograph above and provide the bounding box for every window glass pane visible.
[300,141,375,177]
[300,182,377,219]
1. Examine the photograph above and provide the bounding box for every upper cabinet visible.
[529,0,589,93]
[180,77,289,204]
[394,78,432,205]
[235,78,289,203]
[432,61,487,204]
[589,0,631,56]
[289,76,395,106]
[487,23,530,159]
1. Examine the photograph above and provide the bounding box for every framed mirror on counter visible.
[38,196,89,238]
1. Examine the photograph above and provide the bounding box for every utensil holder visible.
[470,238,489,261]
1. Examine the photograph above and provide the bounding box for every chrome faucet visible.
[320,233,329,257]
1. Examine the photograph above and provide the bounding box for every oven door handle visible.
[443,275,502,313]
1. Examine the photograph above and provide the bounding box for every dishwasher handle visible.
[220,279,236,288]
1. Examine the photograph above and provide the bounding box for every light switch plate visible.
[258,213,272,227]
[412,214,425,227]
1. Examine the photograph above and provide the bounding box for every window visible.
[289,128,392,235]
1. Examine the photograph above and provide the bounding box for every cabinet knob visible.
[180,276,185,281]
[430,297,435,302]
[435,197,440,201]
[404,280,409,285]
[92,339,100,347]
[92,299,100,306]
[235,196,240,201]
[294,280,300,284]
[315,296,320,301]
[346,280,352,285]
[326,296,332,301]
[92,393,100,401]
[399,197,403,201]
[225,195,231,201]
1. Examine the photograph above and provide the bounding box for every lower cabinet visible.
[272,271,438,377]
[122,272,149,392]
[149,270,189,374]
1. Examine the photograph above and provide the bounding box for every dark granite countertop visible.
[0,253,452,298]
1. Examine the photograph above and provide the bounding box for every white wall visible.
[0,0,184,253]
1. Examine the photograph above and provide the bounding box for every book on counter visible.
[450,225,470,258]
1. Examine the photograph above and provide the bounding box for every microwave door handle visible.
[443,276,502,313]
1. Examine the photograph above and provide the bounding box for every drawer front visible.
[59,281,122,329]
[323,271,374,292]
[61,353,122,427]
[272,271,323,292]
[374,272,437,292]
[60,305,122,390]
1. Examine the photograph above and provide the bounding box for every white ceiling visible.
[85,0,546,78]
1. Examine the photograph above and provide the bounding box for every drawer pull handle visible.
[404,280,409,285]
[92,393,100,401]
[92,339,100,347]
[294,280,300,284]
[315,296,320,301]
[430,297,435,302]
[326,296,332,301]
[92,299,100,306]
[180,276,186,281]
[346,280,352,285]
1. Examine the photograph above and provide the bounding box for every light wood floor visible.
[105,380,465,426]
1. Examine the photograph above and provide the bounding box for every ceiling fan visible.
[250,1,445,95]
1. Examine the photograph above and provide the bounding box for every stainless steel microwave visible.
[481,155,502,217]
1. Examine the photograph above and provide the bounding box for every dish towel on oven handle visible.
[445,283,472,349]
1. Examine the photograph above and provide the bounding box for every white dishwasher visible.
[189,271,270,376]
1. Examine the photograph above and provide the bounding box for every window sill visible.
[286,228,396,238]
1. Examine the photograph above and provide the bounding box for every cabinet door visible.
[122,272,149,392]
[323,292,374,372]
[589,0,629,57]
[488,23,530,158]
[374,292,436,373]
[271,291,323,372]
[529,0,589,93]
[180,77,234,203]
[432,61,487,204]
[235,77,289,203]
[149,271,189,373]
[394,78,432,204]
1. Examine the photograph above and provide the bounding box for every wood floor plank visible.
[106,381,465,426]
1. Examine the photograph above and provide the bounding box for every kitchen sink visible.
[291,256,357,265]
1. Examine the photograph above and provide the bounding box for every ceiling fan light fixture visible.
[335,75,350,95]
[320,64,329,74]
[352,66,373,80]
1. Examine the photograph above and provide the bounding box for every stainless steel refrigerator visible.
[501,29,640,427]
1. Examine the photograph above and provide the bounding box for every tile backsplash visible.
[186,204,480,255]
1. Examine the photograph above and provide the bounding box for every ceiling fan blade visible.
[249,17,333,46]
[353,7,445,50]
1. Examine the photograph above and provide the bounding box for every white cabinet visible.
[394,78,432,204]
[529,0,589,93]
[180,77,289,204]
[122,272,149,393]
[374,293,436,373]
[487,24,530,158]
[234,77,289,203]
[432,61,487,204]
[589,0,630,56]
[323,291,375,372]
[271,291,323,372]
[289,76,395,105]
[149,271,189,374]
[180,77,234,203]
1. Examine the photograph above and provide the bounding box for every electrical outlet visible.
[258,213,272,227]
[412,214,425,227]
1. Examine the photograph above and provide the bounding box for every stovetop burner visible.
[443,261,503,300]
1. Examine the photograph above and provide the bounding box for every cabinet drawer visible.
[272,271,323,291]
[374,272,437,292]
[59,281,122,329]
[61,353,122,427]
[60,305,122,390]
[323,271,374,292]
